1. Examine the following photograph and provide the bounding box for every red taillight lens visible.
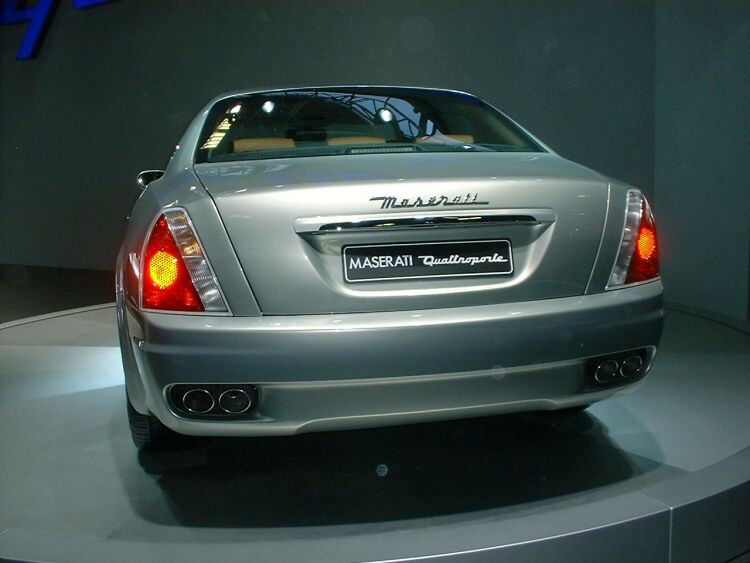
[142,216,204,312]
[637,227,657,261]
[608,191,660,288]
[625,199,659,284]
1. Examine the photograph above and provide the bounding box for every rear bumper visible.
[124,281,663,436]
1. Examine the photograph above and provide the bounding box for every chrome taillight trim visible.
[139,208,231,315]
[607,189,644,289]
[162,209,229,312]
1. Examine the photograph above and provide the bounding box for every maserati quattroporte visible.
[117,86,663,451]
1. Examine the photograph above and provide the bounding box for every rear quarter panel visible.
[120,170,261,317]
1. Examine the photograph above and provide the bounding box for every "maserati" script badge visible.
[370,193,489,209]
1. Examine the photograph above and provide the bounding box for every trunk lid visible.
[195,152,608,315]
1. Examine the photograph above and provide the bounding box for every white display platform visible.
[0,306,748,562]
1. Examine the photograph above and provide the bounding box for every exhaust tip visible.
[168,383,259,417]
[218,388,252,414]
[587,348,651,388]
[619,355,643,378]
[182,389,214,414]
[594,359,619,383]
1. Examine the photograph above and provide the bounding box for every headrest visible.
[417,134,475,144]
[232,137,295,152]
[327,136,387,146]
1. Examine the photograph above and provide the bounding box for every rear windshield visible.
[195,87,544,163]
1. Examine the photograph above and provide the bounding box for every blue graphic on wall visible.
[1,0,115,60]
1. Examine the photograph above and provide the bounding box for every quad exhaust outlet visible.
[168,383,258,417]
[590,350,648,386]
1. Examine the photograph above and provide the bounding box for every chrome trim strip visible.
[295,209,555,235]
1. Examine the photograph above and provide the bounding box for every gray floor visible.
[0,307,748,562]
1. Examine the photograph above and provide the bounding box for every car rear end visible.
[117,87,663,438]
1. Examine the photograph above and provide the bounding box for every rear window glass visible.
[195,87,544,163]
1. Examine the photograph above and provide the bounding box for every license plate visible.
[343,239,513,283]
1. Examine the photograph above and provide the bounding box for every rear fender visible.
[122,168,261,317]
[116,249,147,413]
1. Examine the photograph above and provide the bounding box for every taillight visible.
[141,209,228,312]
[608,190,660,288]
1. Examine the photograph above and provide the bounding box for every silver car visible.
[117,86,663,451]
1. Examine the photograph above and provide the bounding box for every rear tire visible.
[126,394,186,451]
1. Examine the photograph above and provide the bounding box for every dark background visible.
[0,0,748,323]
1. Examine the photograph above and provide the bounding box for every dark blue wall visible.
[654,0,750,322]
[0,0,654,268]
[4,0,747,322]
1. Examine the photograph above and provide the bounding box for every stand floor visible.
[0,306,748,562]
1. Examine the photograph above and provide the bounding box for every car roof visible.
[207,85,481,105]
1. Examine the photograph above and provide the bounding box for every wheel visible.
[126,393,187,451]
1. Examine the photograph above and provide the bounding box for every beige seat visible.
[417,134,475,144]
[232,137,295,152]
[327,136,386,146]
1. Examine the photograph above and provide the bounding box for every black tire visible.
[126,394,185,451]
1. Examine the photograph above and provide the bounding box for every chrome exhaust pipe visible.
[182,389,215,414]
[619,355,643,378]
[218,388,252,414]
[594,359,619,383]
[588,349,649,387]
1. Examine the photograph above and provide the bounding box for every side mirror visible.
[137,170,165,191]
